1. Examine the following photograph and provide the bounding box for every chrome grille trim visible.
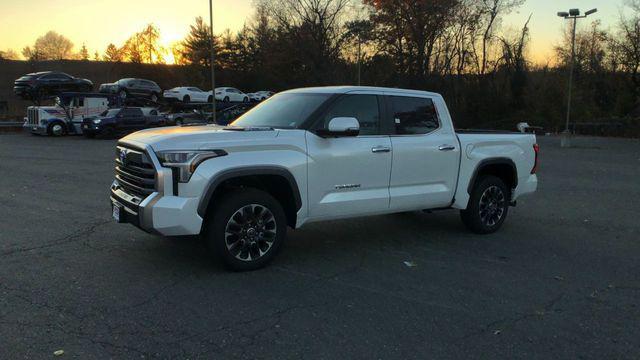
[114,145,157,198]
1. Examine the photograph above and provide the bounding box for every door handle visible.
[438,145,456,151]
[371,146,391,153]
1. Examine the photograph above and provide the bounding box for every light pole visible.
[209,0,217,124]
[557,8,597,147]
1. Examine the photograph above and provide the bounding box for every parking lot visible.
[1,133,639,359]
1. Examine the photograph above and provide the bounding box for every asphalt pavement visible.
[1,133,639,359]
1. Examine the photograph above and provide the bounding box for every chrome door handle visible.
[438,145,456,151]
[371,146,391,153]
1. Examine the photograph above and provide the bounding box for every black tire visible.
[98,126,116,139]
[151,93,159,102]
[243,97,249,103]
[223,96,230,103]
[207,95,213,103]
[47,122,67,136]
[183,95,190,103]
[175,118,183,126]
[118,89,128,100]
[460,175,510,234]
[203,188,287,271]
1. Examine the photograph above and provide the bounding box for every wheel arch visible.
[467,158,518,195]
[198,166,302,229]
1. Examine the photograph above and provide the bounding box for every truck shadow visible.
[144,210,472,272]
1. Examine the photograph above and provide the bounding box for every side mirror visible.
[317,117,360,137]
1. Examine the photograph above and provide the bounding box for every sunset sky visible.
[0,0,628,64]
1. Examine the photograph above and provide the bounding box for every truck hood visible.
[31,106,66,117]
[120,125,280,152]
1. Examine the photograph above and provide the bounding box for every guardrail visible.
[0,121,23,132]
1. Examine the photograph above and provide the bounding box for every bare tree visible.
[22,31,74,60]
[0,49,20,60]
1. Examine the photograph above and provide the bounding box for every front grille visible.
[27,108,39,125]
[114,145,157,198]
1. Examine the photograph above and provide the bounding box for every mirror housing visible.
[317,117,360,137]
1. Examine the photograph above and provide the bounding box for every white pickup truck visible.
[111,86,538,270]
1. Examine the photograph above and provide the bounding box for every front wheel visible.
[460,176,509,234]
[47,122,67,136]
[204,189,287,271]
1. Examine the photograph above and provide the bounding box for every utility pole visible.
[557,8,597,147]
[357,35,361,86]
[209,0,217,124]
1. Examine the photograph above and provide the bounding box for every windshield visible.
[231,93,330,129]
[101,109,121,117]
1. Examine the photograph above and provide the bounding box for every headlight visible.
[93,119,102,124]
[157,150,227,182]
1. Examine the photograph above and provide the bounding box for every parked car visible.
[14,71,93,100]
[251,91,274,101]
[24,93,113,136]
[99,78,162,102]
[163,87,213,103]
[166,108,213,126]
[82,107,165,138]
[110,86,539,271]
[216,103,256,125]
[214,87,249,103]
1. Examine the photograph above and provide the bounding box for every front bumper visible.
[109,142,203,236]
[23,122,47,135]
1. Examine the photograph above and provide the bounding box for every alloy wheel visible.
[224,204,277,262]
[478,185,505,227]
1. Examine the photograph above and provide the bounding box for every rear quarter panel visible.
[453,133,537,209]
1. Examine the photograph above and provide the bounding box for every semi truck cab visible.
[24,93,113,136]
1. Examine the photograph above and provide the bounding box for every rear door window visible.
[389,96,439,135]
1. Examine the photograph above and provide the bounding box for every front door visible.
[385,94,460,211]
[306,93,393,220]
[121,108,145,130]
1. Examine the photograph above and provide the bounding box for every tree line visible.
[2,0,639,135]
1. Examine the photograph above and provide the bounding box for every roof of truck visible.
[284,86,441,97]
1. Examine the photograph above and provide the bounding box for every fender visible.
[197,166,302,217]
[467,157,518,194]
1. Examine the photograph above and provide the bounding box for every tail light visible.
[531,143,539,174]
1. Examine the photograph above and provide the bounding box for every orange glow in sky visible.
[0,0,626,65]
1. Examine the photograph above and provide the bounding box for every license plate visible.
[112,204,121,222]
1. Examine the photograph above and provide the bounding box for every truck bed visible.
[452,131,537,209]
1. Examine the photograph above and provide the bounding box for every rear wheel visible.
[183,95,190,103]
[243,97,249,103]
[150,93,159,102]
[118,89,127,99]
[207,95,213,103]
[223,96,230,103]
[175,118,183,126]
[461,176,509,234]
[203,189,287,271]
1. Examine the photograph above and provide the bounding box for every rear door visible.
[306,93,393,220]
[385,94,460,211]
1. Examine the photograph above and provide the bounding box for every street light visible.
[209,0,217,124]
[557,7,597,147]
